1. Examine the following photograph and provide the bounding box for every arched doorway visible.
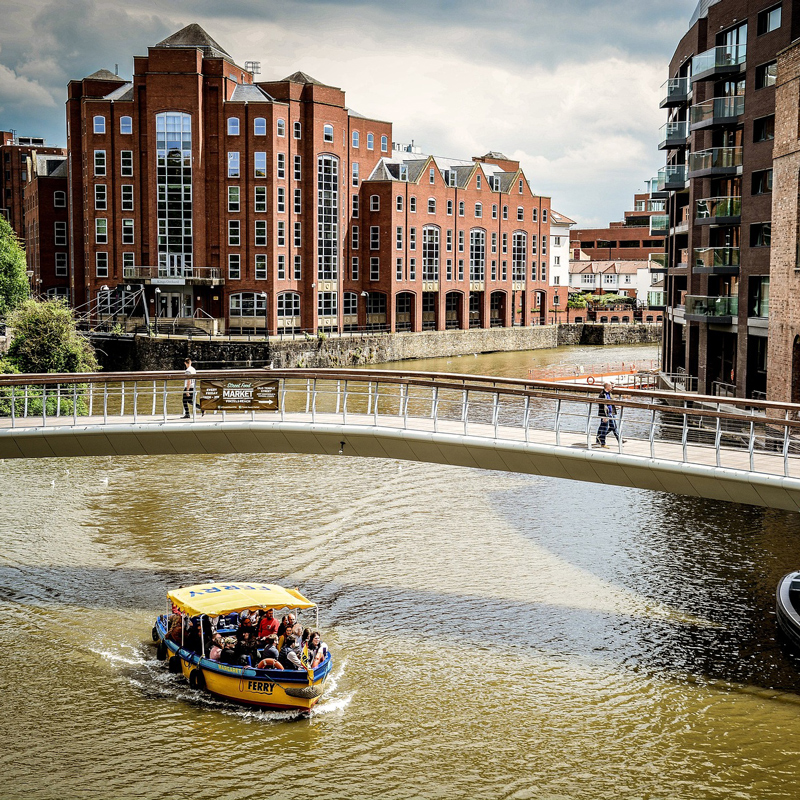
[469,292,482,328]
[395,292,414,332]
[490,291,506,327]
[445,291,463,329]
[366,292,388,330]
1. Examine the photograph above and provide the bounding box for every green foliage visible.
[6,298,99,374]
[567,295,588,309]
[595,293,635,306]
[0,215,30,316]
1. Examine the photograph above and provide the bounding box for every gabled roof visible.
[369,160,394,181]
[282,71,331,87]
[155,24,231,59]
[104,82,134,101]
[478,150,510,160]
[405,158,429,184]
[230,84,273,103]
[85,69,121,81]
[569,260,649,275]
[551,210,577,226]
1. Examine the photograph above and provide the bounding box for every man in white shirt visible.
[181,357,203,418]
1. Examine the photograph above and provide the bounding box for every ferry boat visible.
[152,582,332,712]
[776,571,800,651]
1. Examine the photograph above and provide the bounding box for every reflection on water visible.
[3,345,800,799]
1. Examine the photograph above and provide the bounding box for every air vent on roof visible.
[245,61,261,74]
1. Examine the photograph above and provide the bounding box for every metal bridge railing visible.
[0,369,799,480]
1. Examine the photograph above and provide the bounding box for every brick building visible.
[0,131,65,242]
[660,0,795,398]
[766,35,800,403]
[23,154,70,300]
[63,23,558,334]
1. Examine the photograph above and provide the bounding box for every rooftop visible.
[154,23,231,60]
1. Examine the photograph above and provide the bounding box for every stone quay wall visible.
[92,323,662,371]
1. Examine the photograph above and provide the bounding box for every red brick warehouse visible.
[64,23,558,334]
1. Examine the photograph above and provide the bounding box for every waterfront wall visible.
[92,323,662,371]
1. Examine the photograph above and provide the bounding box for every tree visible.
[566,294,587,323]
[0,215,30,317]
[6,298,99,374]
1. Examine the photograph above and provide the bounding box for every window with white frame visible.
[228,152,240,177]
[410,197,416,212]
[542,235,547,255]
[254,117,266,135]
[294,188,301,214]
[367,133,374,150]
[532,235,537,255]
[55,252,67,276]
[352,163,359,186]
[476,174,482,190]
[228,117,240,136]
[543,209,548,223]
[277,119,286,137]
[458,230,464,252]
[519,178,524,193]
[428,198,436,214]
[294,155,301,181]
[95,218,107,244]
[352,131,360,148]
[55,221,67,246]
[446,229,453,252]
[553,236,562,246]
[370,225,380,250]
[396,257,403,280]
[255,152,267,178]
[255,186,267,212]
[370,195,379,211]
[370,256,379,280]
[255,254,267,279]
[318,291,337,317]
[502,260,507,281]
[294,255,301,279]
[277,220,285,246]
[517,206,524,221]
[278,292,300,317]
[344,292,357,316]
[492,204,497,219]
[94,184,107,210]
[410,227,416,251]
[230,292,267,317]
[317,154,339,279]
[409,257,416,280]
[553,274,560,285]
[351,257,359,280]
[277,187,285,213]
[255,220,267,246]
[447,199,453,215]
[491,260,497,281]
[554,255,561,266]
[469,229,486,281]
[352,195,359,218]
[446,258,453,280]
[228,186,240,212]
[93,116,105,134]
[276,153,285,179]
[122,218,134,244]
[352,225,359,248]
[512,231,526,281]
[323,124,334,142]
[396,195,403,212]
[502,205,508,220]
[502,232,507,254]
[121,151,133,177]
[294,222,301,247]
[381,135,388,152]
[120,116,132,135]
[458,259,464,281]
[228,253,241,279]
[293,121,301,139]
[396,226,403,250]
[96,252,108,277]
[475,202,482,218]
[54,190,66,207]
[429,167,435,184]
[458,201,464,217]
[491,232,497,254]
[422,226,439,280]
[277,255,286,280]
[532,208,538,222]
[121,185,133,211]
[228,219,240,246]
[540,262,547,281]
[94,150,106,176]
[581,273,594,285]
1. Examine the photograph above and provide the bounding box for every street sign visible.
[199,379,279,412]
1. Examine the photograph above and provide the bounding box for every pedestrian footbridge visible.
[1,368,800,512]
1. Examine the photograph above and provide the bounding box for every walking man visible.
[595,381,620,448]
[181,357,203,419]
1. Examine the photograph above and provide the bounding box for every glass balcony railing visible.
[648,291,666,307]
[650,214,669,235]
[649,252,668,269]
[689,96,744,126]
[691,44,746,77]
[646,177,660,195]
[688,146,743,174]
[693,247,740,270]
[685,295,739,318]
[657,164,687,190]
[659,121,689,147]
[695,196,742,220]
[661,77,690,105]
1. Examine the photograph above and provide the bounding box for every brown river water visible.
[3,343,800,800]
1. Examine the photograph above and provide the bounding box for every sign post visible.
[199,379,279,412]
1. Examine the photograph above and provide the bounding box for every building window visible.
[756,61,777,89]
[532,208,538,223]
[352,225,359,249]
[228,219,240,246]
[446,229,453,252]
[446,259,453,280]
[458,201,464,217]
[491,260,497,281]
[350,162,359,187]
[95,218,107,244]
[367,194,378,212]
[254,117,267,135]
[396,195,403,212]
[757,4,781,35]
[750,222,771,247]
[230,292,267,318]
[54,221,67,246]
[501,260,507,281]
[227,117,240,136]
[228,151,240,177]
[228,253,241,279]
[410,196,416,212]
[278,187,286,213]
[294,255,301,279]
[294,155,302,181]
[277,119,286,137]
[370,226,380,250]
[120,150,133,177]
[429,167,435,184]
[396,226,403,250]
[228,186,240,212]
[540,262,547,281]
[344,292,357,316]
[754,115,775,141]
[94,184,107,210]
[492,204,497,219]
[93,116,105,134]
[352,131,360,148]
[318,291,337,317]
[53,190,66,207]
[469,229,486,281]
[122,218,134,244]
[55,252,68,276]
[381,135,388,152]
[532,235,537,255]
[96,252,108,277]
[446,199,453,216]
[476,174,482,190]
[121,184,134,211]
[428,198,436,214]
[502,232,508,254]
[252,152,265,178]
[410,227,416,251]
[409,257,416,280]
[458,230,464,253]
[255,186,267,212]
[317,154,339,279]
[277,255,286,280]
[351,257,359,280]
[278,221,286,246]
[323,124,334,143]
[278,292,300,318]
[370,257,379,280]
[502,205,508,220]
[367,133,374,150]
[752,169,773,194]
[293,121,301,139]
[94,150,106,176]
[542,235,547,255]
[352,195,359,218]
[396,257,403,280]
[120,116,132,135]
[422,226,440,280]
[276,153,285,179]
[255,254,267,279]
[519,178,524,193]
[255,220,267,246]
[458,259,464,281]
[294,222,301,247]
[543,209,547,224]
[512,231,526,281]
[475,202,482,218]
[515,206,523,221]
[294,188,302,214]
[491,232,497,254]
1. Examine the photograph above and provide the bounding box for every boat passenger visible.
[209,634,224,661]
[185,618,203,654]
[259,634,280,663]
[235,631,260,666]
[237,615,257,641]
[218,637,239,665]
[306,631,328,669]
[278,635,304,670]
[277,614,290,638]
[256,608,279,639]
[167,616,184,646]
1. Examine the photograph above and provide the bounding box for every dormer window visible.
[323,124,334,143]
[447,170,456,188]
[399,164,408,181]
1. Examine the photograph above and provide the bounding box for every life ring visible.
[586,376,596,385]
[151,626,159,642]
[256,658,283,670]
[188,668,206,690]
[168,655,182,674]
[156,641,167,661]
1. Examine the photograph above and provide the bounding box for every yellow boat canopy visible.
[167,582,316,617]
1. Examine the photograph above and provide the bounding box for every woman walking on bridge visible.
[596,382,620,449]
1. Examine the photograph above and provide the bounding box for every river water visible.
[3,343,800,800]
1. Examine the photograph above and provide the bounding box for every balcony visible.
[695,196,742,225]
[689,96,744,130]
[657,164,687,191]
[123,265,225,286]
[685,294,739,323]
[691,44,746,82]
[671,205,691,235]
[658,120,689,150]
[687,146,742,178]
[693,246,740,274]
[649,252,667,273]
[650,214,669,236]
[648,290,666,309]
[678,248,688,268]
[660,77,691,108]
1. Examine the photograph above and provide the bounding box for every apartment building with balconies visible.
[660,0,794,399]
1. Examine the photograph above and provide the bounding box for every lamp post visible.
[154,287,161,334]
[259,291,267,340]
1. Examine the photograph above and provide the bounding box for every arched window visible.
[422,226,440,280]
[367,133,374,150]
[317,155,339,280]
[469,229,486,281]
[370,195,380,211]
[475,202,482,218]
[227,117,240,135]
[277,119,286,137]
[93,116,105,134]
[277,292,301,318]
[381,135,388,152]
[53,190,66,208]
[293,121,301,139]
[517,206,524,221]
[323,124,334,143]
[119,116,132,134]
[458,201,464,217]
[254,118,267,135]
[396,195,403,212]
[229,292,267,317]
[352,131,360,148]
[427,198,436,214]
[512,231,526,281]
[532,208,538,222]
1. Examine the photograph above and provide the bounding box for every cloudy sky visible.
[0,0,698,227]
